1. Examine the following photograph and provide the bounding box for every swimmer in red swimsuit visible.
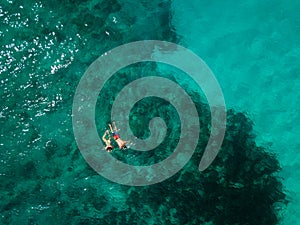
[109,122,129,150]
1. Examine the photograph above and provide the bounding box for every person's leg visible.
[113,121,118,131]
[102,131,108,142]
[109,124,114,133]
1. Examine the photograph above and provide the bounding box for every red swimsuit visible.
[112,132,120,140]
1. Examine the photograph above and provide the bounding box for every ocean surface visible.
[1,0,299,224]
[172,1,300,224]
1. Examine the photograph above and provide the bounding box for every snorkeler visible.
[102,130,113,152]
[109,122,129,150]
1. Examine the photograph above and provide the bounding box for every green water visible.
[1,0,298,224]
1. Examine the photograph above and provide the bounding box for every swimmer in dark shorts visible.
[102,130,113,152]
[109,122,129,150]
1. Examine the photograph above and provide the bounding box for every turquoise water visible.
[0,0,299,224]
[172,1,300,224]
